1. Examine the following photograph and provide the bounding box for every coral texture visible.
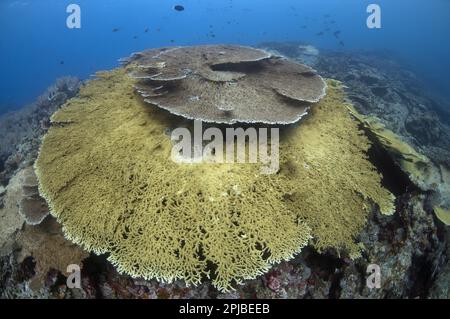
[35,66,393,291]
[16,218,89,291]
[434,207,450,226]
[17,166,49,225]
[0,169,25,256]
[126,45,327,124]
[347,106,450,225]
[281,80,395,255]
[0,76,81,187]
[0,166,49,257]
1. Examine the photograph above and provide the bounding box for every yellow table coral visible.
[35,67,394,291]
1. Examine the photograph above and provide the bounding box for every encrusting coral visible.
[0,166,50,257]
[126,45,327,124]
[0,169,25,256]
[347,106,450,226]
[34,61,395,291]
[16,217,89,291]
[18,166,49,225]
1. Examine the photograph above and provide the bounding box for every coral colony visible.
[34,45,396,291]
[127,45,327,124]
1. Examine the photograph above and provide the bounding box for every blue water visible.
[1,0,449,114]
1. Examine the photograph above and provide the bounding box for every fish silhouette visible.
[174,5,185,12]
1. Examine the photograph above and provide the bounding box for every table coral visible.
[281,80,395,255]
[126,45,326,124]
[35,64,394,291]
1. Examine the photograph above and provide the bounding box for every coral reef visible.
[35,61,392,291]
[0,76,81,188]
[258,42,321,67]
[1,43,448,299]
[260,42,450,228]
[259,43,450,167]
[280,80,395,256]
[313,49,450,169]
[347,106,450,226]
[126,45,326,124]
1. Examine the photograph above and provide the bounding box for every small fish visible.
[316,32,324,36]
[59,60,64,65]
[112,28,119,32]
[174,5,185,12]
[133,35,138,39]
[170,39,175,43]
[301,25,307,29]
[339,41,345,46]
[144,28,149,33]
[156,28,161,32]
[324,14,331,18]
[333,30,341,38]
